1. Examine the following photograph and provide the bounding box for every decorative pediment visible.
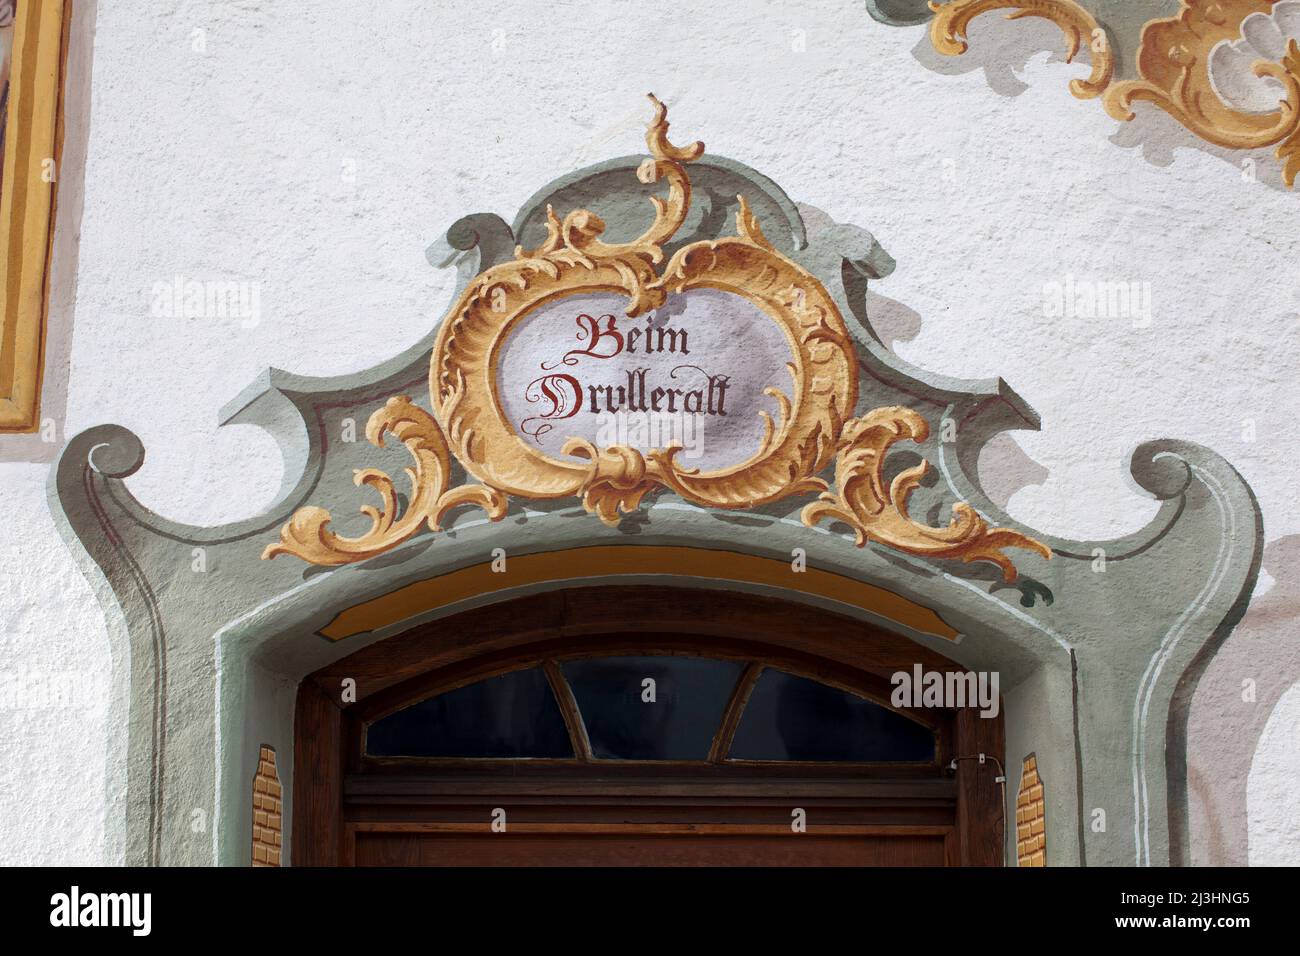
[263,98,1049,580]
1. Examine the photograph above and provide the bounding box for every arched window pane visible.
[561,655,744,760]
[366,667,571,758]
[729,668,935,762]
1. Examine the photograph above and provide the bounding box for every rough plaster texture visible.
[0,1,1295,864]
[1248,681,1300,865]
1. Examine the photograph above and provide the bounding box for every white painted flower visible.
[1209,1,1300,113]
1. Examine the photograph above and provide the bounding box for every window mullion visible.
[707,663,763,763]
[543,659,593,762]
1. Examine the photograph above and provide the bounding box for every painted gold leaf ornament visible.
[266,97,1049,584]
[261,395,506,565]
[801,407,1051,582]
[561,439,682,526]
[427,97,857,515]
[928,0,1115,98]
[921,1,1300,184]
[633,195,851,510]
[1104,2,1300,187]
[1279,39,1300,182]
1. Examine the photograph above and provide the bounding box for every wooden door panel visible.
[295,589,1005,867]
[350,824,952,866]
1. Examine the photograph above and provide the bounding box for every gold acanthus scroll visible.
[264,96,1050,582]
[926,1,1300,186]
[929,0,1115,99]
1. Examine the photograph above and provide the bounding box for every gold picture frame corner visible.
[0,0,68,434]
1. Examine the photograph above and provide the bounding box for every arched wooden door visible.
[293,587,1005,866]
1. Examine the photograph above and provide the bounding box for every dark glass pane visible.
[561,655,744,760]
[729,668,935,762]
[366,667,571,758]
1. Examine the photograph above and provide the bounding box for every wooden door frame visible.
[293,585,1006,866]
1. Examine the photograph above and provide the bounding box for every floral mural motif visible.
[867,0,1300,185]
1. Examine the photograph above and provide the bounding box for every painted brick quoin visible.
[1016,754,1046,867]
[251,745,282,867]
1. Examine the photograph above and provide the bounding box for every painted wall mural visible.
[867,1,1300,185]
[50,88,1263,869]
[1,0,1285,881]
[263,99,1049,579]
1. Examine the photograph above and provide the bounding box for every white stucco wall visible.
[0,0,1295,865]
[1249,682,1300,865]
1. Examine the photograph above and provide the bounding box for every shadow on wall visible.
[1187,534,1300,865]
[1106,110,1292,195]
[975,432,1049,513]
[908,16,1074,98]
[900,13,1295,193]
[860,286,1049,512]
[863,289,922,351]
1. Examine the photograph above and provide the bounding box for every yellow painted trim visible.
[319,545,959,642]
[0,0,66,432]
